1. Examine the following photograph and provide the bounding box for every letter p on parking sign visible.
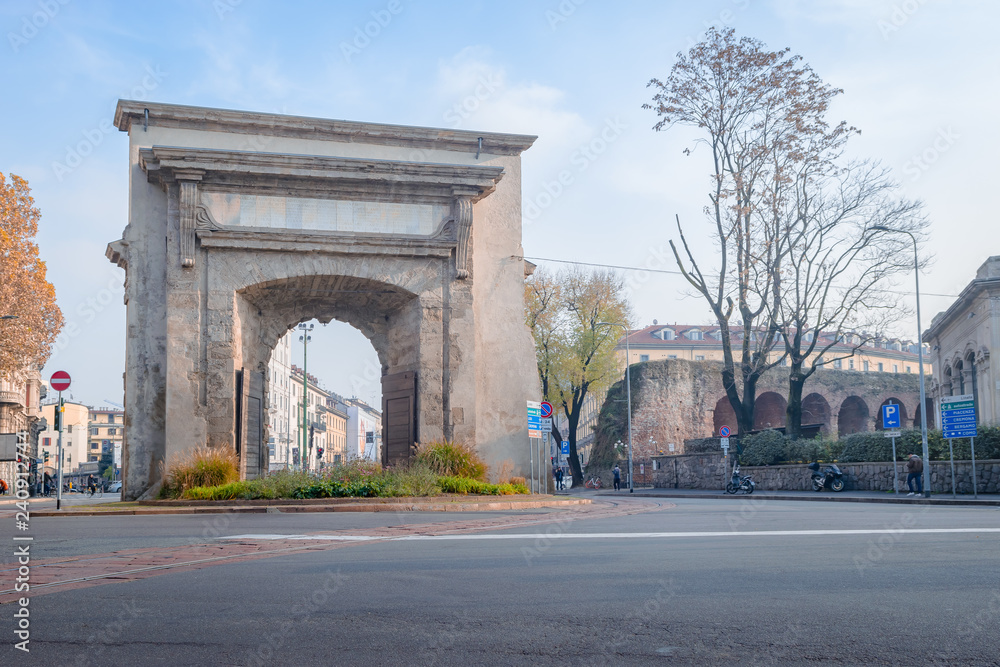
[882,404,901,429]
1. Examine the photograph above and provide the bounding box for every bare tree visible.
[525,267,632,486]
[645,28,852,434]
[771,160,926,437]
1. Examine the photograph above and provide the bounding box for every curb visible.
[30,497,591,517]
[601,491,1000,507]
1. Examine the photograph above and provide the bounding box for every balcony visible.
[0,390,25,407]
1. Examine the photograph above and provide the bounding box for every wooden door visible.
[381,371,416,467]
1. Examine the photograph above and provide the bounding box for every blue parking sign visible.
[882,404,901,429]
[561,441,569,455]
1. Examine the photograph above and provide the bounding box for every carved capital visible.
[452,196,473,279]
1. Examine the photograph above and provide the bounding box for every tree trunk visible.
[566,410,583,486]
[786,363,806,439]
[722,366,755,434]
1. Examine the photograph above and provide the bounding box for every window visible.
[849,359,855,370]
[780,357,787,366]
[67,425,73,433]
[688,330,703,341]
[863,361,870,372]
[660,328,675,341]
[668,355,678,359]
[91,443,99,450]
[906,366,912,373]
[108,428,116,436]
[639,354,650,363]
[108,413,114,423]
[91,428,99,436]
[878,363,884,372]
[834,359,842,369]
[893,365,898,373]
[695,355,705,361]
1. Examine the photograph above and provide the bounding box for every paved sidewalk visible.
[592,486,1000,507]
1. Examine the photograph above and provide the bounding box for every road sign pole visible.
[56,392,63,511]
[948,438,956,498]
[970,437,978,499]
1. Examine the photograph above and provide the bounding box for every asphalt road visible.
[5,498,1000,666]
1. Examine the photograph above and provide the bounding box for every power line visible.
[518,255,960,299]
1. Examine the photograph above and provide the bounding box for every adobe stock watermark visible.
[523,116,627,225]
[213,0,244,21]
[442,72,503,129]
[877,0,929,40]
[7,0,71,53]
[902,126,959,182]
[546,0,586,31]
[684,0,750,48]
[51,65,167,182]
[340,0,405,64]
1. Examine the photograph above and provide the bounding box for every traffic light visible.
[316,447,324,459]
[53,401,62,431]
[44,451,50,463]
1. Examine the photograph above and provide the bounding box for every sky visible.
[2,0,998,408]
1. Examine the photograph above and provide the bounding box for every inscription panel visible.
[201,193,447,236]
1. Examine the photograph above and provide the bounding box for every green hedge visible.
[735,426,1000,465]
[437,476,530,495]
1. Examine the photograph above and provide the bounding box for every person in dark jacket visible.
[612,464,621,491]
[905,454,923,496]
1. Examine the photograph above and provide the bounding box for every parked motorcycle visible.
[726,463,755,495]
[808,462,845,492]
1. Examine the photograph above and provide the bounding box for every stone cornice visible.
[116,100,537,156]
[139,146,505,204]
[196,227,454,259]
[924,273,1000,342]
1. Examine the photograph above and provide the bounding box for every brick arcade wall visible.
[619,359,925,454]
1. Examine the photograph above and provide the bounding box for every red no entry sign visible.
[540,401,553,418]
[50,371,71,392]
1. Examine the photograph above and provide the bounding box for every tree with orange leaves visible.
[0,173,63,377]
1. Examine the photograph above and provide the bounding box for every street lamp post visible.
[597,321,633,493]
[298,323,314,474]
[870,226,931,497]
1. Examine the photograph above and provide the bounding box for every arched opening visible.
[237,274,422,474]
[266,319,383,472]
[713,396,738,435]
[754,392,787,431]
[838,396,870,436]
[944,364,954,396]
[802,393,832,434]
[876,398,908,430]
[954,358,965,395]
[913,397,935,430]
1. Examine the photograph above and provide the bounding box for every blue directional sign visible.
[881,404,901,429]
[527,401,542,438]
[561,441,570,455]
[941,394,977,439]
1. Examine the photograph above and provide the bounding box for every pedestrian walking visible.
[905,454,923,496]
[612,464,621,491]
[555,467,564,490]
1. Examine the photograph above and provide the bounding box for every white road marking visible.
[219,528,1000,541]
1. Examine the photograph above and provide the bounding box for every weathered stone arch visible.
[106,100,541,499]
[838,396,870,436]
[713,396,737,435]
[801,393,832,434]
[753,391,787,430]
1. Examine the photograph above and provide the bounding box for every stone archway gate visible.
[107,101,541,499]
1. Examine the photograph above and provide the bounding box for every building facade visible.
[88,408,124,469]
[924,255,1000,425]
[324,398,349,465]
[620,323,932,375]
[289,365,329,470]
[39,401,90,476]
[344,397,381,462]
[266,331,295,470]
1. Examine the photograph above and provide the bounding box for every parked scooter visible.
[726,463,755,495]
[808,462,845,492]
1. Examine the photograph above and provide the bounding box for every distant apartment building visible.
[290,364,329,470]
[344,397,381,462]
[0,366,45,491]
[39,401,90,474]
[324,398,349,465]
[266,332,295,469]
[619,323,931,375]
[88,408,124,468]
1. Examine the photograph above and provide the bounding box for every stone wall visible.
[652,454,1000,494]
